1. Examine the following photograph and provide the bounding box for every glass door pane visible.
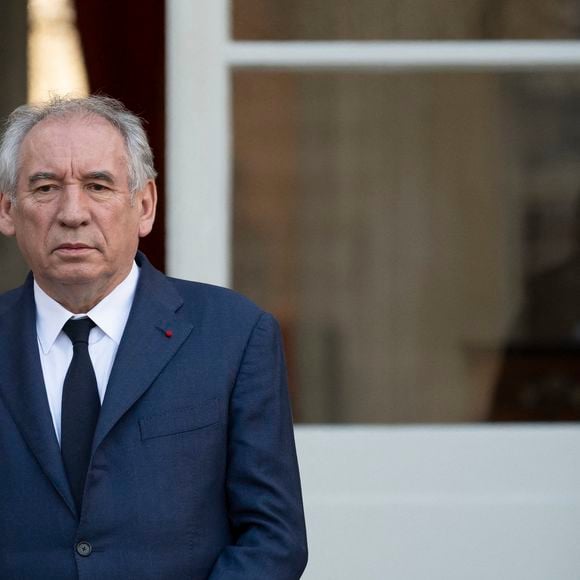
[233,70,580,423]
[233,0,580,40]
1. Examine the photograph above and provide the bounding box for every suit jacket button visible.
[76,541,92,557]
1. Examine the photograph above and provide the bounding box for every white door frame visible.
[166,4,580,577]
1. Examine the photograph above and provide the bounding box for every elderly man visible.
[0,96,307,579]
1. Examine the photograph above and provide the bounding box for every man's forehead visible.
[24,113,122,144]
[19,114,127,169]
[17,114,129,188]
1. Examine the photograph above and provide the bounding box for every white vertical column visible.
[166,0,231,286]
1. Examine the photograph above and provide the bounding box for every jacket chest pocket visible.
[139,398,219,441]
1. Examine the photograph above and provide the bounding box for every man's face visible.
[0,114,156,308]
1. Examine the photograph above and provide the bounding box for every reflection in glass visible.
[232,0,580,41]
[233,70,580,423]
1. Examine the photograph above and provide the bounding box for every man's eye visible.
[34,184,57,194]
[88,183,111,192]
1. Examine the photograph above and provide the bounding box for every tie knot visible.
[63,317,95,345]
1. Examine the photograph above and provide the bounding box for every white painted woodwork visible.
[228,41,580,71]
[166,0,231,285]
[296,425,580,580]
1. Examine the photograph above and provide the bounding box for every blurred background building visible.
[2,1,580,577]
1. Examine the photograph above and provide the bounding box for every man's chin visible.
[42,263,106,288]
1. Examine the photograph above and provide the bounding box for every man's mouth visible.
[54,243,94,254]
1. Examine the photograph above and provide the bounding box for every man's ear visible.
[137,180,157,238]
[0,193,16,237]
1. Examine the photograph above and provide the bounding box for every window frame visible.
[167,0,580,286]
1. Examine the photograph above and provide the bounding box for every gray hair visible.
[0,95,157,201]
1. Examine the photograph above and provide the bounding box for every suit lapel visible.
[0,277,77,516]
[91,255,193,454]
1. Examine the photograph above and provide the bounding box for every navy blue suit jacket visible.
[0,253,307,579]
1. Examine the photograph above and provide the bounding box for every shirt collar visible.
[34,262,140,354]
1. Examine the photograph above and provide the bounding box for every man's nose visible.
[56,186,91,227]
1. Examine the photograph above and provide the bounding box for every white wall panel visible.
[295,425,580,580]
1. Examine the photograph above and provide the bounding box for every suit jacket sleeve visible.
[208,312,308,579]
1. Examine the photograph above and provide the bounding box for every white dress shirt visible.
[34,262,139,444]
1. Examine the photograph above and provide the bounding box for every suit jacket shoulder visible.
[168,275,265,323]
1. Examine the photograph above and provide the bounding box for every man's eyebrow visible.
[27,171,116,186]
[28,172,59,185]
[84,171,115,183]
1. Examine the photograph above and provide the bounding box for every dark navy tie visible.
[61,317,100,510]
